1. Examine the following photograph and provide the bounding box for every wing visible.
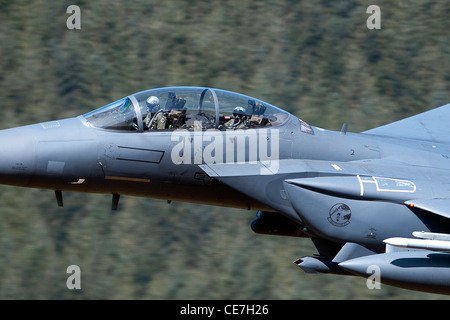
[405,199,450,220]
[363,103,450,143]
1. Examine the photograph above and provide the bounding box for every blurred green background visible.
[0,0,449,299]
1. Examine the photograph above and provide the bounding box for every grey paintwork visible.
[1,86,450,294]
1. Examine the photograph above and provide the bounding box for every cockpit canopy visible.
[83,87,290,132]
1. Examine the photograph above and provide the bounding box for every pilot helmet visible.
[146,96,160,112]
[232,106,247,117]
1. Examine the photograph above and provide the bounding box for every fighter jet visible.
[1,86,450,294]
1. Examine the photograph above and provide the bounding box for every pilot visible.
[224,106,249,129]
[144,96,167,130]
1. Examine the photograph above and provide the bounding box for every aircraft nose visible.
[0,126,37,186]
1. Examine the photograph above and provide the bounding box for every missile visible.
[412,231,450,241]
[384,237,450,252]
[338,251,450,294]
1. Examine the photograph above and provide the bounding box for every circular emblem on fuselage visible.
[328,203,351,227]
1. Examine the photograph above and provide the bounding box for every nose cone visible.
[0,126,37,186]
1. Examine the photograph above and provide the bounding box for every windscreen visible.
[84,97,138,131]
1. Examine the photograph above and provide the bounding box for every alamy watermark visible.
[366,5,381,30]
[170,122,280,174]
[66,5,81,30]
[366,265,381,290]
[66,265,81,290]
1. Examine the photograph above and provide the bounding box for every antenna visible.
[340,123,348,135]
